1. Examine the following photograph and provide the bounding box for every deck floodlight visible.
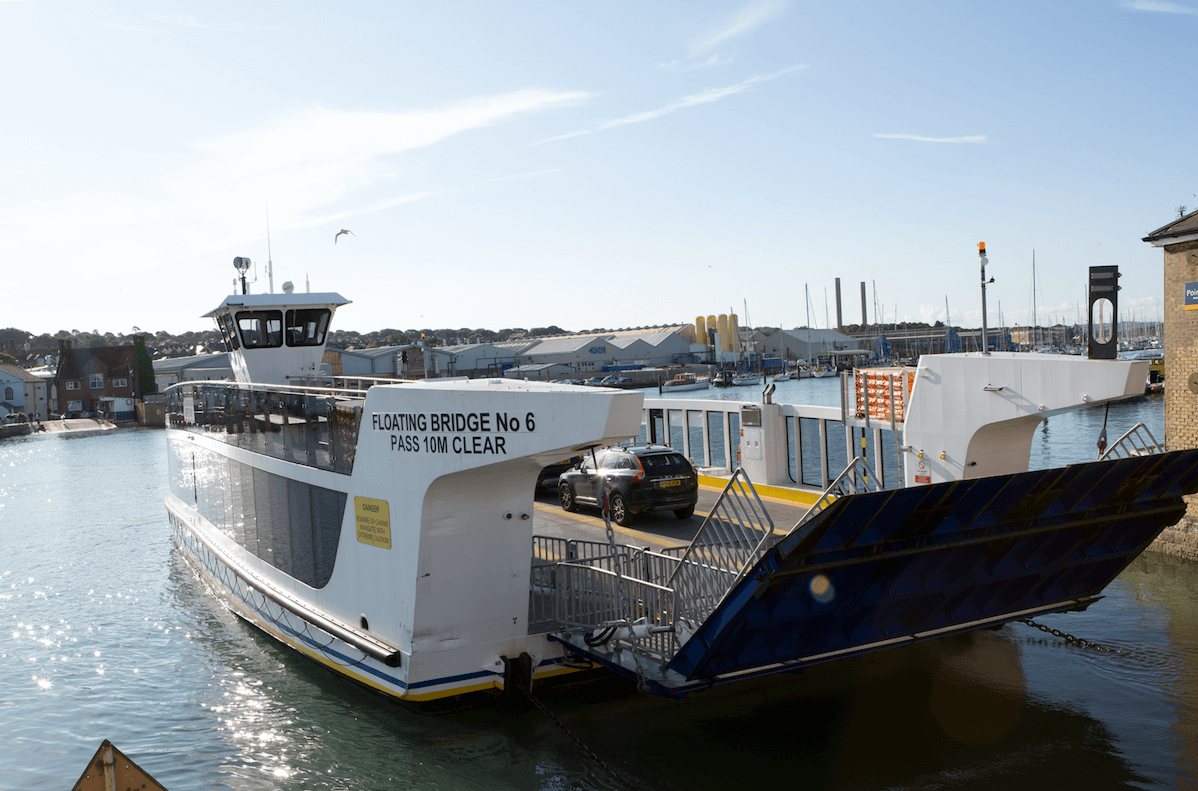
[233,256,252,295]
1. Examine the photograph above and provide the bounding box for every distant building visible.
[53,343,139,419]
[151,352,233,391]
[329,327,698,381]
[758,328,859,362]
[1009,325,1072,349]
[0,364,45,418]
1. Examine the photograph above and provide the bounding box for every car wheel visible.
[559,482,578,512]
[674,505,695,520]
[609,492,632,526]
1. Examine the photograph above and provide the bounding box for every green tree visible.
[134,335,157,395]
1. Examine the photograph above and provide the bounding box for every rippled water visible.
[1,391,1193,789]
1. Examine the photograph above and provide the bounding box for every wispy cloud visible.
[874,133,988,144]
[690,0,787,56]
[537,66,805,145]
[1124,0,1198,13]
[147,13,208,28]
[0,89,590,275]
[102,22,150,32]
[657,53,735,73]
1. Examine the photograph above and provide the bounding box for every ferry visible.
[166,274,1198,703]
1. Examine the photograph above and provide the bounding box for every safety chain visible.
[1018,618,1134,657]
[520,687,628,789]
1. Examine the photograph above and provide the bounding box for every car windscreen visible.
[640,453,690,476]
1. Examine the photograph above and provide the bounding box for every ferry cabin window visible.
[236,311,284,349]
[285,309,331,347]
[218,313,241,351]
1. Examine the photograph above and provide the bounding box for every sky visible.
[2,0,1194,337]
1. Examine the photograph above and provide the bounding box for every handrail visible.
[790,455,883,533]
[167,379,369,399]
[665,468,777,625]
[1099,422,1165,460]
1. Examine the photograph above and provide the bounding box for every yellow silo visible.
[717,314,729,351]
[695,315,707,342]
[729,314,740,352]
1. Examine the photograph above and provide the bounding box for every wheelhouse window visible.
[285,308,331,347]
[236,311,283,349]
[217,313,241,351]
[89,373,104,389]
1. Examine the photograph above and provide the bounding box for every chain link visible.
[1017,618,1134,657]
[521,687,628,789]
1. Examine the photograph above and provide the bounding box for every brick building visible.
[53,342,139,419]
[1143,210,1198,556]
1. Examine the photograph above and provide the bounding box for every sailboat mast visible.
[1032,250,1038,348]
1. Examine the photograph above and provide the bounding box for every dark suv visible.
[558,445,698,525]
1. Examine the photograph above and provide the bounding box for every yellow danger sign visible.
[354,496,391,549]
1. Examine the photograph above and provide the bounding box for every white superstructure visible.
[168,291,644,701]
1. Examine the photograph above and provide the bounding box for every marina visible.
[2,389,1194,789]
[151,279,1198,711]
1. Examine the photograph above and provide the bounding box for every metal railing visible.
[790,455,883,534]
[553,563,678,663]
[665,468,777,626]
[165,381,364,474]
[1099,422,1165,461]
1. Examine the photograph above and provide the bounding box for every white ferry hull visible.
[165,376,643,704]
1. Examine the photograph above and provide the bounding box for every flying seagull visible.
[334,229,355,244]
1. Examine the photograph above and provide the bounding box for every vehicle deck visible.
[530,483,812,551]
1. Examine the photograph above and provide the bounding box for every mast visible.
[266,204,275,294]
[1032,250,1037,348]
[824,289,830,355]
[805,284,812,362]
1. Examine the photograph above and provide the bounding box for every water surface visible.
[1,393,1192,789]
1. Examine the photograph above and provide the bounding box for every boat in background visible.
[661,373,709,392]
[730,373,761,386]
[810,365,837,378]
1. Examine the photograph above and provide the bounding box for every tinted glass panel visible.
[286,309,331,347]
[641,453,690,476]
[168,441,346,588]
[237,310,283,348]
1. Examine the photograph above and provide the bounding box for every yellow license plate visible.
[658,480,681,488]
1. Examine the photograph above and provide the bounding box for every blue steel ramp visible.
[665,449,1198,682]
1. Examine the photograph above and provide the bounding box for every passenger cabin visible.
[205,292,350,386]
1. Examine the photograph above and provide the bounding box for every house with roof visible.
[53,344,139,419]
[0,364,45,419]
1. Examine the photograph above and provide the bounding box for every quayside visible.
[166,281,1194,704]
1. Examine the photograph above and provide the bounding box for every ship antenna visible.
[266,204,275,294]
